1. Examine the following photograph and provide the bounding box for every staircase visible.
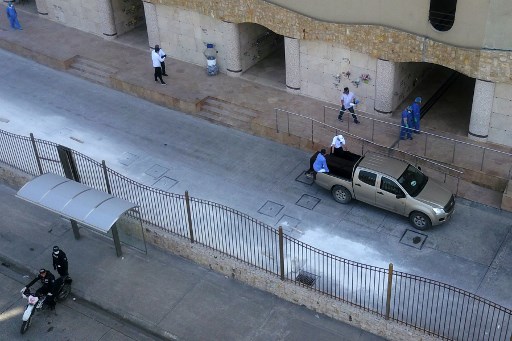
[198,97,259,133]
[68,56,118,86]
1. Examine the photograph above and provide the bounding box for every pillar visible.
[468,79,495,142]
[97,0,117,40]
[374,59,396,115]
[285,37,300,94]
[34,0,48,16]
[222,21,242,77]
[143,1,160,49]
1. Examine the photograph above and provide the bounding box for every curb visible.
[0,252,178,341]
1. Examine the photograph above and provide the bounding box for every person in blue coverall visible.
[6,2,22,30]
[313,149,329,173]
[400,106,414,140]
[411,97,422,134]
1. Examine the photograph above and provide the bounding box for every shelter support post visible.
[71,220,80,240]
[58,145,81,239]
[111,223,123,257]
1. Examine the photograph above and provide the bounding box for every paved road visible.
[0,262,165,340]
[0,47,511,309]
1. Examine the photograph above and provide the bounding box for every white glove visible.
[47,292,53,296]
[20,287,27,293]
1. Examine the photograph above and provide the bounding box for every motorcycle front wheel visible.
[20,316,31,334]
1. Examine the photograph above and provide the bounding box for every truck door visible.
[353,169,377,205]
[376,176,406,215]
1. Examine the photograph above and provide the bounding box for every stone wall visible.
[45,0,99,34]
[490,83,512,145]
[299,40,377,112]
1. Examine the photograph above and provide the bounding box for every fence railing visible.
[274,108,464,195]
[0,127,510,341]
[321,105,512,180]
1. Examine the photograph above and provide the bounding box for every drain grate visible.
[400,229,428,250]
[258,201,284,217]
[296,270,317,286]
[295,170,314,185]
[296,194,320,210]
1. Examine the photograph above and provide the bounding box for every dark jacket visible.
[52,250,68,270]
[26,271,56,294]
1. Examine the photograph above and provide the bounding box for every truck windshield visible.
[397,165,428,197]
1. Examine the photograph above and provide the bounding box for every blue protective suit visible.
[411,102,421,133]
[400,108,413,140]
[6,4,22,30]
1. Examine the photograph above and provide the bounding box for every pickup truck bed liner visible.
[326,151,361,180]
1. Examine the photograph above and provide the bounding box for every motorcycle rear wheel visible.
[20,316,31,334]
[57,284,71,301]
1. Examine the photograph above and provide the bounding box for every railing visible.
[275,108,464,195]
[319,105,512,180]
[0,127,510,340]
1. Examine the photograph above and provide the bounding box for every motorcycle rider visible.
[52,246,68,277]
[23,269,56,309]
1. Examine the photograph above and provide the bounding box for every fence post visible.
[185,191,195,243]
[385,263,393,320]
[275,108,279,133]
[29,133,43,175]
[278,226,284,281]
[101,160,112,195]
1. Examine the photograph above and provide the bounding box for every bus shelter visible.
[16,173,144,257]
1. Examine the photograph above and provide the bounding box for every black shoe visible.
[163,74,169,76]
[161,82,166,85]
[408,136,413,140]
[354,120,360,124]
[338,117,343,122]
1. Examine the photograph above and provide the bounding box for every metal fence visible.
[320,105,512,180]
[1,127,511,340]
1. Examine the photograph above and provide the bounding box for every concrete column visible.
[222,21,242,77]
[34,0,49,16]
[285,37,300,94]
[97,0,117,40]
[143,1,160,49]
[468,79,495,142]
[374,59,396,115]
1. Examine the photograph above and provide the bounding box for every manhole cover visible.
[276,215,303,237]
[145,164,169,178]
[119,152,138,166]
[296,194,320,210]
[400,229,428,250]
[296,270,318,286]
[153,176,178,191]
[295,170,314,185]
[258,201,284,217]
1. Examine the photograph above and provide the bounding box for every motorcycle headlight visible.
[433,208,444,215]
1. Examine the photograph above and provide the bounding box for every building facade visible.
[33,0,512,147]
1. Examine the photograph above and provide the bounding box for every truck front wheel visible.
[332,185,352,204]
[409,211,432,230]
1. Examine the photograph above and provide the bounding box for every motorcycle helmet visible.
[39,268,46,274]
[53,246,60,255]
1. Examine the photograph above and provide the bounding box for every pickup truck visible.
[311,151,455,230]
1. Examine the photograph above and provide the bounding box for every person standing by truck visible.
[330,134,347,156]
[313,149,329,173]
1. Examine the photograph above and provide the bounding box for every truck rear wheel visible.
[332,185,352,204]
[409,211,432,230]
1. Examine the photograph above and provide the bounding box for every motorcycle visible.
[20,275,72,334]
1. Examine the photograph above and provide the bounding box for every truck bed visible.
[325,151,361,180]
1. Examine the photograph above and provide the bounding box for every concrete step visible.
[198,98,257,132]
[68,56,118,86]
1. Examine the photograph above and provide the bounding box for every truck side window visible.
[358,170,376,186]
[381,177,404,196]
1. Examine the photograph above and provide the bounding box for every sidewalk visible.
[0,182,385,341]
[0,4,508,209]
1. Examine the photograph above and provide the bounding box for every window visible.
[380,177,404,196]
[429,0,457,31]
[358,170,376,186]
[398,165,428,197]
